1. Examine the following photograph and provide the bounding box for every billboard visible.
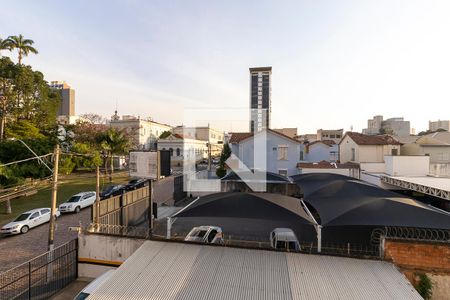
[129,151,158,179]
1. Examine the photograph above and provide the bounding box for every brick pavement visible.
[0,208,91,273]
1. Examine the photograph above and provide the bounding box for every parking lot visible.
[0,208,90,273]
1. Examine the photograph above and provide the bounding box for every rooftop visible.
[229,129,300,144]
[342,132,402,146]
[88,240,421,300]
[249,66,272,72]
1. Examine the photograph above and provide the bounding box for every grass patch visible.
[0,172,130,225]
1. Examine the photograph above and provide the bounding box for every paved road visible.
[0,208,91,273]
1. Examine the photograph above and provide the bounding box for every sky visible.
[1,0,450,133]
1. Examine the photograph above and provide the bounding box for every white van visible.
[73,270,115,300]
[270,228,301,251]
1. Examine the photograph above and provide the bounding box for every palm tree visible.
[97,128,131,182]
[6,34,38,64]
[0,37,12,56]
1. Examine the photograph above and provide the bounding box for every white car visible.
[270,228,301,251]
[184,226,224,244]
[59,191,96,213]
[1,208,61,235]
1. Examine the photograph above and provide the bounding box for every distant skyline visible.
[1,0,450,133]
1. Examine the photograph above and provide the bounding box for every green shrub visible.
[416,273,433,300]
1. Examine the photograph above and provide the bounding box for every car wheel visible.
[75,206,81,213]
[20,226,29,234]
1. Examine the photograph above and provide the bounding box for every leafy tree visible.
[0,36,13,56]
[5,119,44,139]
[79,113,106,124]
[5,34,38,65]
[379,127,394,135]
[216,143,231,178]
[159,130,171,139]
[96,127,131,182]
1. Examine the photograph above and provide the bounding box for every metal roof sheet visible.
[89,241,421,300]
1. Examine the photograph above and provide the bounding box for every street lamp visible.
[7,138,54,173]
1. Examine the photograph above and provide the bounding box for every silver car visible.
[184,226,224,244]
[1,208,61,235]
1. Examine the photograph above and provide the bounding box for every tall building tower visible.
[49,81,75,116]
[249,67,272,133]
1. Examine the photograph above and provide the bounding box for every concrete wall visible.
[78,234,145,278]
[384,155,430,176]
[360,162,386,173]
[154,176,175,205]
[299,168,354,176]
[430,163,450,178]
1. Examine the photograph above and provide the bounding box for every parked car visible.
[74,270,115,300]
[59,192,96,213]
[270,228,301,251]
[125,178,148,191]
[184,226,224,244]
[100,184,125,199]
[1,208,61,235]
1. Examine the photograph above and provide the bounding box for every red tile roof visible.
[341,132,402,146]
[228,129,300,144]
[297,160,359,169]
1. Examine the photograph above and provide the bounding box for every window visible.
[278,169,288,177]
[391,149,398,156]
[176,148,180,156]
[351,148,356,161]
[40,209,50,214]
[30,212,40,219]
[169,148,173,156]
[300,151,304,161]
[278,145,288,160]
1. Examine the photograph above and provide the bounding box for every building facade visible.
[272,128,297,139]
[249,67,272,133]
[157,134,208,166]
[303,140,339,162]
[316,129,343,143]
[429,120,450,132]
[109,113,172,150]
[363,115,411,137]
[49,81,75,116]
[229,129,300,176]
[339,132,402,163]
[172,126,224,157]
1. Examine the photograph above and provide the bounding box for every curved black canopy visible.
[173,192,313,225]
[292,173,450,229]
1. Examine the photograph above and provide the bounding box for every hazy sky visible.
[1,0,450,133]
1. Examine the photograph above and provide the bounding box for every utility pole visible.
[48,144,59,252]
[95,165,100,225]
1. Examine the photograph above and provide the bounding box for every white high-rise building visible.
[249,67,272,133]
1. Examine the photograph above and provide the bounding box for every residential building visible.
[272,128,297,139]
[228,129,301,176]
[157,133,207,166]
[172,125,224,157]
[401,132,450,163]
[429,120,450,132]
[363,115,411,137]
[303,140,339,162]
[317,128,343,143]
[339,132,402,164]
[109,113,172,150]
[295,133,317,143]
[49,81,75,116]
[249,66,272,133]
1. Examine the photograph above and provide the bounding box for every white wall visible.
[360,162,386,173]
[299,168,353,176]
[384,155,430,176]
[78,234,145,278]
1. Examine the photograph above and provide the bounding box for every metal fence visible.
[0,239,78,300]
[382,226,450,243]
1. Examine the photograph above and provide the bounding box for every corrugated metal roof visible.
[89,241,421,300]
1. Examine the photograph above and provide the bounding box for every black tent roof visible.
[173,192,313,224]
[292,173,450,229]
[221,171,292,183]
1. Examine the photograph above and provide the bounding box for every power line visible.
[0,153,53,167]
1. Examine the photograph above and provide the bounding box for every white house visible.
[228,129,301,176]
[339,132,402,164]
[303,140,339,162]
[157,134,208,167]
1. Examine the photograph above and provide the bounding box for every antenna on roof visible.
[350,125,353,132]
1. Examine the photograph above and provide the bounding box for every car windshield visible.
[14,213,31,222]
[194,230,208,238]
[128,180,138,185]
[67,196,81,203]
[102,186,114,193]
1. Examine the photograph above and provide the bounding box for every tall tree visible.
[0,37,13,56]
[6,34,38,65]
